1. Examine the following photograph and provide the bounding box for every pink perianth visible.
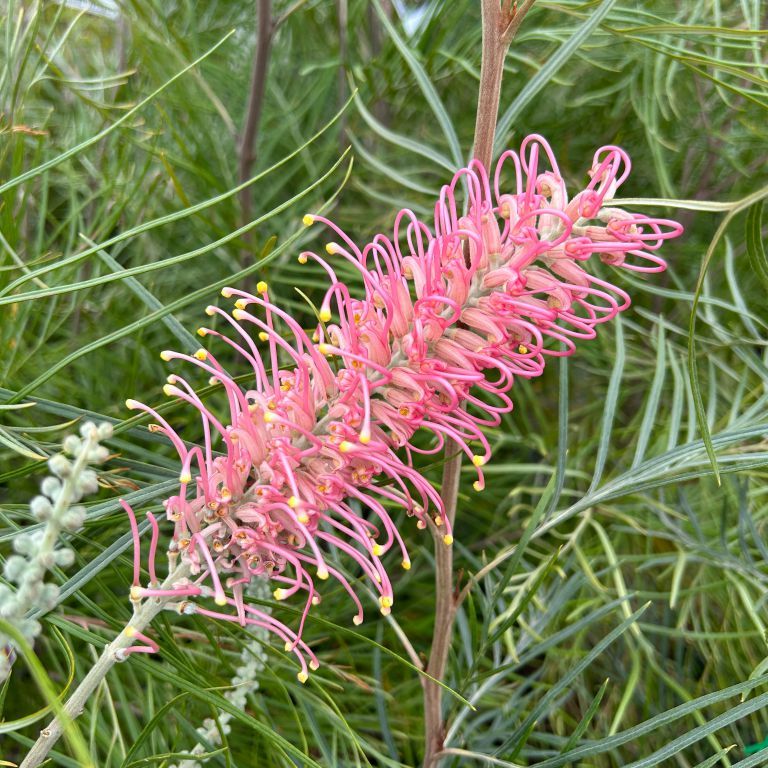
[124,135,683,680]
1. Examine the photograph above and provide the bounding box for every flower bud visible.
[48,454,72,478]
[77,470,99,496]
[38,583,60,611]
[79,421,98,439]
[88,446,109,464]
[97,422,114,440]
[63,435,82,456]
[41,476,62,500]
[61,506,86,531]
[3,555,27,583]
[12,533,34,556]
[30,495,53,521]
[54,547,75,567]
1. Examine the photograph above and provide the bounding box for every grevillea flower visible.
[123,135,682,681]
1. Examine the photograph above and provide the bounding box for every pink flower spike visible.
[124,135,682,680]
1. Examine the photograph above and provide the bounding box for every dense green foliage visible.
[1,0,768,765]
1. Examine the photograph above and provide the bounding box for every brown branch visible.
[421,2,536,765]
[238,0,273,263]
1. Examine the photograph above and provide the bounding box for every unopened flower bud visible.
[30,495,53,521]
[63,435,82,456]
[41,476,62,499]
[87,446,109,464]
[97,422,114,440]
[38,583,60,611]
[61,506,86,531]
[79,421,98,439]
[3,555,27,583]
[12,533,34,556]
[54,548,75,567]
[48,454,72,478]
[77,469,99,495]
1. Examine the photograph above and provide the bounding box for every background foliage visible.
[1,0,768,765]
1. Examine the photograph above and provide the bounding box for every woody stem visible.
[421,1,535,765]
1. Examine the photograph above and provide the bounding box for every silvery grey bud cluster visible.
[1,421,113,681]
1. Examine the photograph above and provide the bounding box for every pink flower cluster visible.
[124,135,682,681]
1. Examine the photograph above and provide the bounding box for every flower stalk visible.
[423,2,536,764]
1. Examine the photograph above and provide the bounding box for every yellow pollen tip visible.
[325,242,337,255]
[434,515,443,527]
[221,287,233,298]
[284,641,292,652]
[472,455,487,467]
[214,595,227,606]
[125,399,138,410]
[317,567,329,580]
[274,588,287,600]
[233,308,246,321]
[380,606,391,616]
[339,440,354,453]
[125,625,137,638]
[205,305,216,316]
[302,214,314,226]
[473,481,484,492]
[443,534,454,546]
[379,596,393,608]
[179,472,192,483]
[263,412,276,423]
[353,615,363,626]
[312,595,321,606]
[310,660,320,671]
[288,495,299,508]
[162,384,175,397]
[197,327,207,337]
[517,344,529,355]
[297,671,309,684]
[256,281,268,293]
[160,351,172,361]
[298,254,308,264]
[258,331,269,342]
[319,308,332,322]
[298,512,310,524]
[360,432,371,444]
[372,544,384,557]
[234,299,248,310]
[402,559,411,570]
[193,349,207,361]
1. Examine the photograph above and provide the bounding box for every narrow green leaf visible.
[495,0,618,150]
[746,200,768,290]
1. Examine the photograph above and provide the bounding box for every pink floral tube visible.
[123,135,682,681]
